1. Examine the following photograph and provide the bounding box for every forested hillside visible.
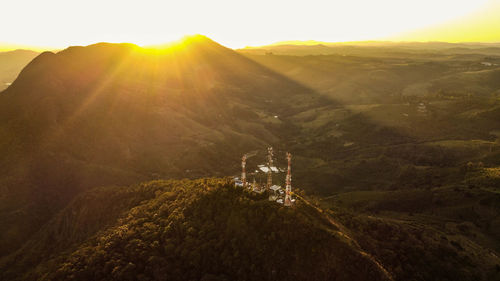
[2,178,498,281]
[0,178,390,281]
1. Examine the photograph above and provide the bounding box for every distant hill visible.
[239,42,500,57]
[268,41,500,48]
[0,49,39,91]
[239,50,500,104]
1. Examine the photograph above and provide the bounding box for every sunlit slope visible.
[0,35,322,256]
[240,51,500,105]
[0,178,390,281]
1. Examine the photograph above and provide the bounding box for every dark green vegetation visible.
[1,37,500,280]
[0,178,390,281]
[0,49,39,91]
[318,167,500,280]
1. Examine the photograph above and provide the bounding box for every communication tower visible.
[241,154,247,187]
[266,147,273,189]
[284,152,293,206]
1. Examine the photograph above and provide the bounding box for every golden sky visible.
[1,0,499,51]
[393,0,500,43]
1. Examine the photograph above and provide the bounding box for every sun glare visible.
[138,35,207,55]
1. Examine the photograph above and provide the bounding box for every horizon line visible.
[2,37,500,53]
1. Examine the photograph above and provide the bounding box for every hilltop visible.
[2,178,498,281]
[0,178,391,281]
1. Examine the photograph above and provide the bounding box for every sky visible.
[1,0,499,51]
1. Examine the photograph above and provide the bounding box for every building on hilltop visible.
[236,147,294,206]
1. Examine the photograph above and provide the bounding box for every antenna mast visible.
[284,152,293,206]
[241,154,247,188]
[266,147,273,190]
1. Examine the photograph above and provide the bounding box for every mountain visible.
[0,35,325,256]
[0,49,39,91]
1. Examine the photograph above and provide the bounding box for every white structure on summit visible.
[269,185,281,201]
[235,148,294,207]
